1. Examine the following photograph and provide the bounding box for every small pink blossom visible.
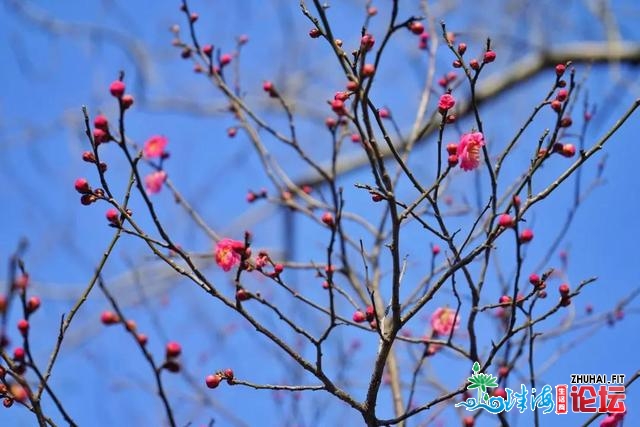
[143,135,168,158]
[144,171,167,194]
[600,416,618,427]
[438,93,456,112]
[457,132,485,171]
[430,307,460,336]
[215,238,244,272]
[255,251,269,269]
[600,411,626,427]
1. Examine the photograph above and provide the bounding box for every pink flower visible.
[143,135,168,158]
[215,238,245,272]
[600,414,624,427]
[599,410,626,427]
[457,132,485,171]
[255,251,269,269]
[144,171,167,194]
[438,94,456,112]
[430,307,460,336]
[599,417,616,427]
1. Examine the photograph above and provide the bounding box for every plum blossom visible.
[600,411,626,427]
[255,251,269,269]
[143,135,168,158]
[144,171,167,194]
[430,307,460,336]
[438,93,456,112]
[457,131,485,171]
[215,238,245,272]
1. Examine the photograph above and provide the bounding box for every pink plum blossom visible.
[144,171,167,194]
[143,135,168,158]
[600,411,626,427]
[438,93,456,112]
[457,131,485,171]
[215,238,245,272]
[430,307,460,336]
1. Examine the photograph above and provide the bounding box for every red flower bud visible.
[82,151,96,163]
[321,212,335,227]
[331,99,345,115]
[224,368,234,381]
[109,80,125,98]
[136,334,148,346]
[121,94,134,109]
[409,21,424,35]
[519,229,534,243]
[17,319,29,336]
[309,28,321,38]
[94,115,109,131]
[483,50,496,63]
[101,310,119,325]
[493,388,507,399]
[74,178,91,194]
[220,53,232,66]
[556,89,568,102]
[106,209,120,225]
[236,289,250,301]
[498,214,514,228]
[166,341,182,358]
[26,296,41,314]
[360,34,375,51]
[206,374,222,389]
[561,144,576,158]
[362,64,375,77]
[320,118,335,132]
[13,347,25,361]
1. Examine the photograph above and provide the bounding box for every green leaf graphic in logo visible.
[466,361,499,402]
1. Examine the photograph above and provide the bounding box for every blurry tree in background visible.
[1,0,640,426]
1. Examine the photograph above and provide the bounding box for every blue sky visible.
[1,1,639,426]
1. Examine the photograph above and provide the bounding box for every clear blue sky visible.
[1,1,639,426]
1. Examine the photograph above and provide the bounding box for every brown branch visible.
[297,42,640,187]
